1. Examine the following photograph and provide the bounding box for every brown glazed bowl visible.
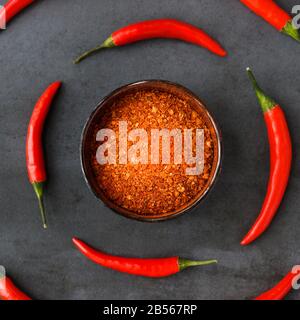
[81,80,222,222]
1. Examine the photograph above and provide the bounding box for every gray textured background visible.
[0,0,299,300]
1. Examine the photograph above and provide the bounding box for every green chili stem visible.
[179,259,217,271]
[74,36,115,64]
[282,20,300,43]
[246,68,277,113]
[32,182,47,229]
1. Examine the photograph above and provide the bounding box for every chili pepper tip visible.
[72,237,83,248]
[240,237,250,246]
[219,49,227,57]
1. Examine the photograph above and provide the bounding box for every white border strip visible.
[0,5,6,30]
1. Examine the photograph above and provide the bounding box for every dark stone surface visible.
[0,0,299,300]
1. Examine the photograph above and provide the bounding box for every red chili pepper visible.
[241,69,292,246]
[0,0,35,26]
[255,267,300,300]
[26,81,62,229]
[72,238,217,278]
[74,19,227,64]
[0,274,31,300]
[240,0,300,42]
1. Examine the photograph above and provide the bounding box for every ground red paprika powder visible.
[86,84,220,220]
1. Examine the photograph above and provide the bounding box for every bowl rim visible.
[80,79,222,222]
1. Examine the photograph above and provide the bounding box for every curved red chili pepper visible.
[74,19,227,63]
[73,238,217,278]
[26,81,62,228]
[241,69,292,246]
[0,275,31,300]
[240,0,300,42]
[255,267,300,300]
[0,0,35,26]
